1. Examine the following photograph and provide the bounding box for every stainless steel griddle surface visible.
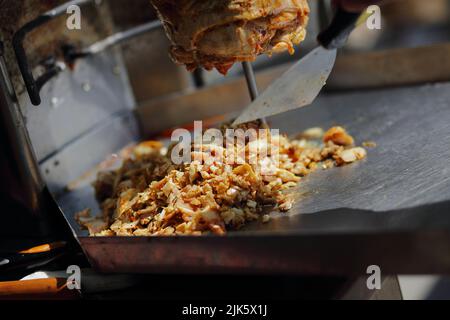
[51,82,450,275]
[271,82,450,214]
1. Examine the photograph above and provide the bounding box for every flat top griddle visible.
[48,82,450,275]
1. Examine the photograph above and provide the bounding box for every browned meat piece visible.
[150,0,310,74]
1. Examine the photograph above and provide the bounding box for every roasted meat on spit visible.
[150,0,310,74]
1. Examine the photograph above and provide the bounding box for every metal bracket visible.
[12,0,162,106]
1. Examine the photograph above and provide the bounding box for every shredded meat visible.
[150,0,310,74]
[77,124,368,236]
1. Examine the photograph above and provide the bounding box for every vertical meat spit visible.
[241,61,267,125]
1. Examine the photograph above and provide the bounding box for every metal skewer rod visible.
[242,61,267,126]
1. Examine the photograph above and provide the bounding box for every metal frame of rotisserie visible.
[54,79,450,275]
[5,0,450,275]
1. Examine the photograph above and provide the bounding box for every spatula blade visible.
[233,47,337,126]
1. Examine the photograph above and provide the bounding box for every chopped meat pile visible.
[77,124,368,236]
[150,0,310,74]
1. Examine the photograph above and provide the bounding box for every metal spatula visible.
[233,8,362,126]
